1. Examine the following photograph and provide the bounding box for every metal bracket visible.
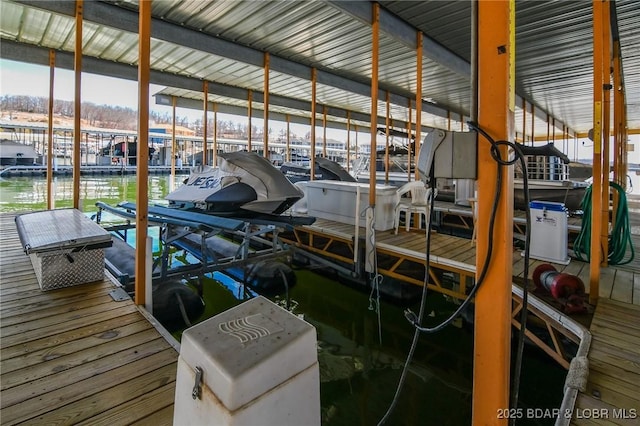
[192,366,203,400]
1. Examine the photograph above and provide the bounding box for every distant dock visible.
[0,165,191,177]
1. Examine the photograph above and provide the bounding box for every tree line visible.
[0,95,265,138]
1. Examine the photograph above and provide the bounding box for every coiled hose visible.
[573,181,634,265]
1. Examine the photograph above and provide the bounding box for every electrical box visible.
[417,130,477,181]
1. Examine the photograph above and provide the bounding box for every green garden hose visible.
[573,181,634,265]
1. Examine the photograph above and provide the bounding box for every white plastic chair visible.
[393,181,434,235]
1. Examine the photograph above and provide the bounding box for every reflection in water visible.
[0,174,566,425]
[0,174,187,213]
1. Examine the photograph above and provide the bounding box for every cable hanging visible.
[378,122,533,425]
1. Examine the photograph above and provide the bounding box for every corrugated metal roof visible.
[1,0,638,134]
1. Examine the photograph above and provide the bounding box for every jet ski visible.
[280,156,356,183]
[166,151,304,217]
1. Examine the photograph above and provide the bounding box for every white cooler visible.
[526,201,570,265]
[304,180,397,231]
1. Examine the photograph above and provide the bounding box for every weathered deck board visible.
[0,212,178,425]
[573,298,640,425]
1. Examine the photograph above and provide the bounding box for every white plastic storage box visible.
[15,209,112,290]
[304,180,397,231]
[174,296,320,426]
[527,201,570,265]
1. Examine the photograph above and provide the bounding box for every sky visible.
[1,58,637,163]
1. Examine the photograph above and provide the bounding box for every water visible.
[0,174,566,425]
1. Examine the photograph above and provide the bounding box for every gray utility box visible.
[15,209,112,290]
[174,296,320,426]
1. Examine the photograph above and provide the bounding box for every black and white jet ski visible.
[166,151,304,217]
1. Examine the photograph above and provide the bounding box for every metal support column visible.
[473,1,515,423]
[590,0,605,304]
[73,0,83,209]
[369,2,379,206]
[264,52,270,157]
[286,114,291,162]
[346,111,351,172]
[203,81,208,165]
[601,1,612,267]
[248,89,252,152]
[170,96,176,191]
[415,31,423,180]
[311,68,317,180]
[213,103,218,166]
[385,91,390,184]
[47,50,55,210]
[135,0,151,306]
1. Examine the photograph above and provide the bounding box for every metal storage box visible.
[527,201,570,265]
[15,209,113,290]
[303,180,397,231]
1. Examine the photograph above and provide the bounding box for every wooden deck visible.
[572,299,640,425]
[299,217,640,424]
[0,213,178,425]
[303,218,639,303]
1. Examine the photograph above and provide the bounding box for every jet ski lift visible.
[94,201,295,294]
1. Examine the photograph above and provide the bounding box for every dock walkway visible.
[0,213,178,425]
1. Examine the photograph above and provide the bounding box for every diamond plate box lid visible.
[16,208,112,254]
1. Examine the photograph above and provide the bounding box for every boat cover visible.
[518,143,570,163]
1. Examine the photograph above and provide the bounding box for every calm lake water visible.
[0,174,566,425]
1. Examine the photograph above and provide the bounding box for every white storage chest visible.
[303,180,397,231]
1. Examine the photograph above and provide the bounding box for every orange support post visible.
[369,2,379,207]
[612,41,621,187]
[213,103,218,166]
[264,52,270,158]
[170,96,176,191]
[135,0,151,306]
[522,99,527,144]
[47,50,55,210]
[286,114,291,163]
[323,106,327,158]
[248,89,252,152]
[73,0,83,210]
[601,1,612,267]
[385,91,390,184]
[310,68,317,180]
[590,0,605,304]
[415,31,423,180]
[346,111,351,172]
[473,1,515,424]
[203,81,208,165]
[407,99,412,182]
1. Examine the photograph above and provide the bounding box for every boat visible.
[514,144,589,211]
[166,151,304,217]
[0,139,39,166]
[352,128,458,200]
[280,156,356,183]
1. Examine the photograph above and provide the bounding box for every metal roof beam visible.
[327,0,470,78]
[13,0,458,125]
[0,39,388,131]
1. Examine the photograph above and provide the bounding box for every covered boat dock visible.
[1,0,640,424]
